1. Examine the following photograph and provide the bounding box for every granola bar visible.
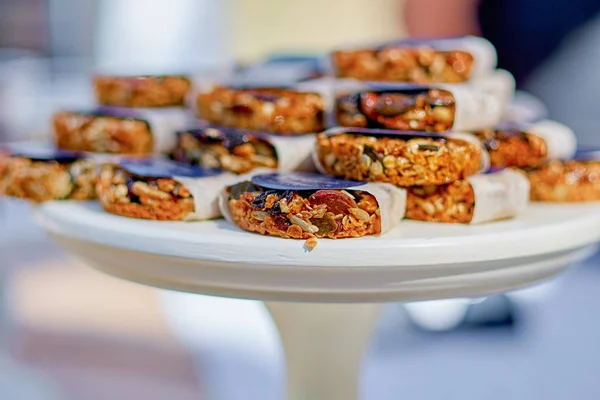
[94,75,192,108]
[196,86,325,135]
[335,82,502,132]
[475,120,576,169]
[331,36,496,84]
[406,169,529,223]
[53,107,190,155]
[0,148,97,202]
[223,172,406,239]
[96,158,233,220]
[315,128,482,186]
[528,153,600,202]
[172,126,316,174]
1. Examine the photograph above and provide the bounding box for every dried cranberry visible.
[231,105,253,114]
[308,190,357,215]
[251,191,268,209]
[272,214,290,231]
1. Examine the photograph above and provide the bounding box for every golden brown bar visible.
[0,151,97,202]
[332,47,474,84]
[528,159,600,202]
[96,164,196,220]
[315,129,481,186]
[336,88,456,132]
[172,127,277,174]
[197,86,324,135]
[475,127,548,169]
[53,111,153,155]
[227,181,381,239]
[94,75,191,108]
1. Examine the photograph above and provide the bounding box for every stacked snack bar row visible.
[1,36,597,245]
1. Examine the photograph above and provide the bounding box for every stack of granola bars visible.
[1,36,597,244]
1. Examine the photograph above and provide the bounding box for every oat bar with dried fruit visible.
[96,158,235,220]
[315,128,484,186]
[335,81,502,132]
[94,75,192,108]
[406,169,529,223]
[221,172,406,242]
[331,36,496,84]
[528,151,600,202]
[172,126,316,174]
[53,107,191,155]
[0,148,97,202]
[475,120,576,169]
[196,86,325,135]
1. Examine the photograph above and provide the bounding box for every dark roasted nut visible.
[94,75,191,107]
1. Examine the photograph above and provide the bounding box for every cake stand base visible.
[267,302,382,400]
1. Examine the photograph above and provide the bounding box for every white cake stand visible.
[32,202,600,400]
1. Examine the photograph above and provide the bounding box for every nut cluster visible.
[96,164,195,220]
[332,47,474,83]
[53,112,153,155]
[94,75,191,108]
[336,90,456,132]
[316,133,481,186]
[197,87,324,135]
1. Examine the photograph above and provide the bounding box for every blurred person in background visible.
[405,0,600,147]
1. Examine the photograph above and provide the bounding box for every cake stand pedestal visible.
[32,202,600,400]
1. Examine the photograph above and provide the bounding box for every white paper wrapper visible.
[123,107,193,154]
[468,169,530,224]
[334,80,503,132]
[266,134,317,172]
[448,36,498,79]
[502,91,548,124]
[468,69,515,108]
[439,83,504,131]
[218,174,406,236]
[355,182,406,234]
[447,132,491,174]
[526,120,577,160]
[174,171,238,221]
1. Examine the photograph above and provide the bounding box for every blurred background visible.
[2,0,600,399]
